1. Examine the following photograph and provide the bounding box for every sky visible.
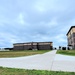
[0,0,75,48]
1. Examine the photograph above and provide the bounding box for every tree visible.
[55,48,57,50]
[67,47,70,50]
[59,46,61,50]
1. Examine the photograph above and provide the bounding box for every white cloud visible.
[47,17,58,26]
[14,13,29,27]
[60,18,75,33]
[33,0,68,13]
[0,32,20,44]
[34,2,46,13]
[30,33,52,42]
[17,13,25,25]
[39,17,58,28]
[55,34,67,42]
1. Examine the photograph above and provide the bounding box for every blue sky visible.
[0,0,75,48]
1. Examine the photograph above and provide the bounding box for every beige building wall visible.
[67,26,75,49]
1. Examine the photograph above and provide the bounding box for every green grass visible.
[0,50,50,58]
[0,67,75,75]
[57,50,75,56]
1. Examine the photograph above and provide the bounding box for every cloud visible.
[55,34,67,43]
[0,0,75,48]
[33,0,69,14]
[51,34,67,48]
[34,0,47,13]
[47,17,58,26]
[17,13,25,25]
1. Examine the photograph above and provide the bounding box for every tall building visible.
[67,26,75,49]
[13,42,53,50]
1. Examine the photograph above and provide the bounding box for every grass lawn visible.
[0,50,50,58]
[57,50,75,56]
[0,67,75,75]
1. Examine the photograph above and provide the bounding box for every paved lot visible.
[0,50,75,72]
[52,54,75,72]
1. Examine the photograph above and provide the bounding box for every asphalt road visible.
[0,50,75,72]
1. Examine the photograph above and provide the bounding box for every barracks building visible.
[13,42,53,50]
[67,26,75,49]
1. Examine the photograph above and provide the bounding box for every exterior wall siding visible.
[38,45,51,50]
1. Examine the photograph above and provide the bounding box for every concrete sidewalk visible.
[0,50,56,70]
[52,54,75,72]
[0,50,75,72]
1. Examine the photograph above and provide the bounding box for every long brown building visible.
[67,26,75,49]
[13,42,53,50]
